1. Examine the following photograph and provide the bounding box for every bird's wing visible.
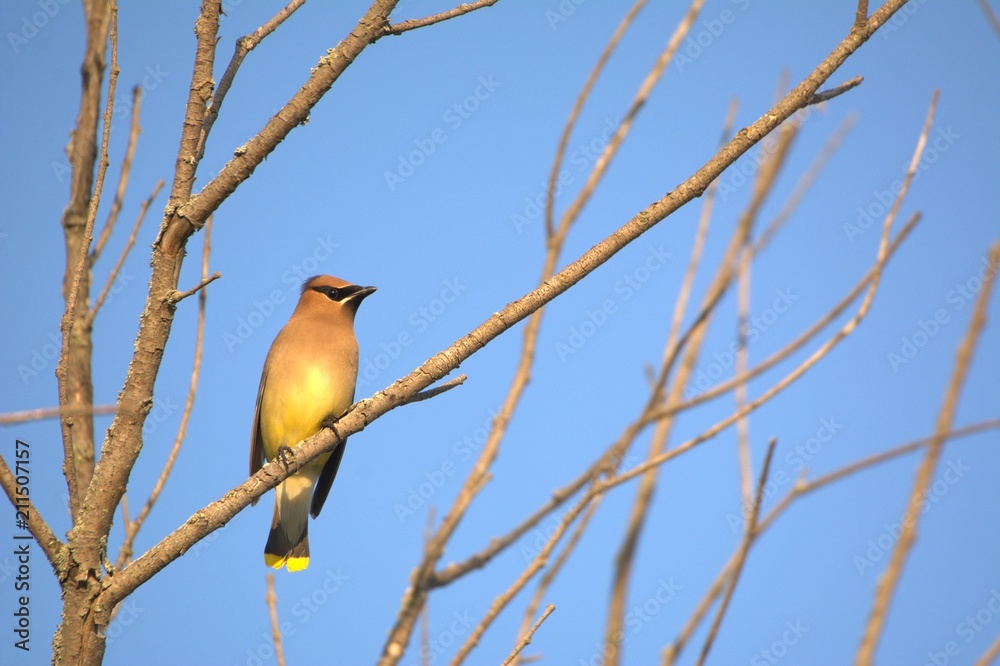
[311,437,347,519]
[249,367,268,506]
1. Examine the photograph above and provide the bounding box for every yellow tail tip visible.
[265,553,310,572]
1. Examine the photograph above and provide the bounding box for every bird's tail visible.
[265,474,314,572]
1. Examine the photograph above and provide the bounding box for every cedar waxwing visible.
[250,275,376,571]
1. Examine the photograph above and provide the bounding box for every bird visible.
[250,275,376,571]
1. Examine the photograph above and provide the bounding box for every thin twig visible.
[663,213,919,420]
[0,404,117,426]
[697,439,777,665]
[89,179,164,323]
[808,76,863,105]
[977,0,1000,40]
[973,632,1000,666]
[91,85,142,265]
[169,271,221,304]
[618,206,903,492]
[553,0,705,247]
[386,0,501,35]
[662,420,1000,665]
[735,243,754,511]
[501,605,555,666]
[266,574,287,666]
[855,0,869,29]
[420,508,435,666]
[402,375,467,405]
[543,0,648,239]
[449,493,597,665]
[855,242,999,664]
[511,498,601,666]
[754,113,857,254]
[196,0,306,162]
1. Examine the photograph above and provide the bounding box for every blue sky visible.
[1,1,999,665]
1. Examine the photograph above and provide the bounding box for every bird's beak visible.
[345,285,377,304]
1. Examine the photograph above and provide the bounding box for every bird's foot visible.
[274,445,295,470]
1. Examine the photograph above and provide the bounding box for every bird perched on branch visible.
[250,275,376,571]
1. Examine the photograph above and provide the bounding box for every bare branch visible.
[450,494,597,665]
[501,604,555,666]
[401,375,467,406]
[663,420,1000,665]
[974,633,1000,666]
[978,0,1000,41]
[0,404,116,426]
[196,0,307,162]
[169,271,221,304]
[88,179,164,324]
[855,1,869,29]
[266,574,287,666]
[697,440,777,665]
[808,75,863,105]
[856,240,999,664]
[91,86,142,265]
[386,0,501,36]
[92,0,915,631]
[543,0,649,239]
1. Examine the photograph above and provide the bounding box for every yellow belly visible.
[260,364,343,474]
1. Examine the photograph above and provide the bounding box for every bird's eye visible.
[323,287,341,301]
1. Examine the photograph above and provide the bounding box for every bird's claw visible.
[275,445,295,470]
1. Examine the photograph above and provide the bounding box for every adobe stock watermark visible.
[419,610,477,665]
[511,117,619,234]
[384,76,501,192]
[52,67,170,182]
[675,0,755,74]
[886,255,996,372]
[717,104,816,202]
[7,0,71,54]
[392,408,498,524]
[684,287,799,399]
[103,600,143,647]
[554,245,671,362]
[749,619,809,665]
[843,126,959,244]
[222,236,340,352]
[544,0,588,30]
[16,269,135,385]
[880,0,930,40]
[240,568,349,666]
[922,588,1000,666]
[853,458,969,576]
[357,278,467,390]
[724,416,844,534]
[577,577,682,666]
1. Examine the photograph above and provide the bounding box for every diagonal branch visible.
[855,240,1000,664]
[661,419,1000,665]
[195,0,307,163]
[92,0,914,628]
[88,179,164,325]
[387,0,502,35]
[696,440,777,665]
[0,404,116,426]
[90,85,142,266]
